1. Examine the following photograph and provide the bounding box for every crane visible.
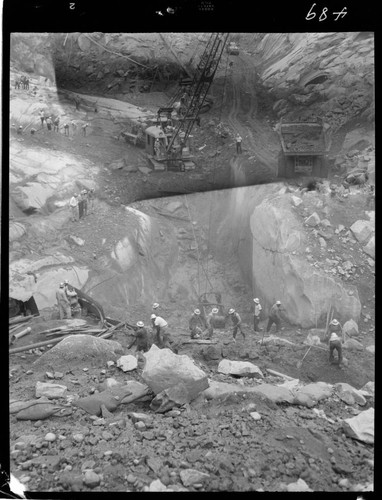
[145,33,230,171]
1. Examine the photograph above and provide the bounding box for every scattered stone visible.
[116,355,138,372]
[343,338,364,351]
[286,478,313,492]
[350,220,374,243]
[342,319,359,338]
[83,470,101,488]
[180,469,210,487]
[363,236,375,259]
[305,212,320,227]
[294,382,332,404]
[217,359,264,378]
[106,361,115,368]
[361,381,374,397]
[72,433,85,443]
[342,408,374,444]
[148,479,170,492]
[335,383,367,406]
[35,381,67,399]
[250,412,262,421]
[319,237,327,248]
[150,382,190,413]
[291,196,303,207]
[365,345,375,354]
[67,235,85,246]
[44,433,56,442]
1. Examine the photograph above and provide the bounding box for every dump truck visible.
[277,118,331,178]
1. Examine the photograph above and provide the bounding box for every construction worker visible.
[71,120,77,134]
[53,116,60,132]
[128,321,149,352]
[235,134,242,154]
[81,123,89,137]
[82,190,88,217]
[46,117,52,131]
[206,307,219,339]
[151,313,170,348]
[63,123,70,136]
[266,301,283,333]
[15,79,20,89]
[253,298,262,333]
[56,283,71,319]
[154,138,161,158]
[189,309,206,339]
[228,308,245,342]
[152,302,160,312]
[39,110,45,127]
[69,193,79,222]
[88,188,95,213]
[64,280,79,314]
[326,319,343,366]
[74,95,81,110]
[77,191,84,220]
[17,126,23,135]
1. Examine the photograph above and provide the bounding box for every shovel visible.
[296,344,313,369]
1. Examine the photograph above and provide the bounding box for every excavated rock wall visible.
[206,184,361,328]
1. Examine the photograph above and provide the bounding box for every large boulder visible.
[342,408,374,444]
[35,382,67,399]
[343,338,364,351]
[202,380,294,404]
[334,382,367,406]
[342,319,359,338]
[350,220,374,243]
[248,197,361,327]
[33,335,124,369]
[217,359,264,378]
[142,345,209,401]
[294,382,333,405]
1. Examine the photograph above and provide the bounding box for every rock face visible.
[248,196,361,327]
[33,335,124,369]
[217,359,264,378]
[342,408,374,444]
[142,345,209,400]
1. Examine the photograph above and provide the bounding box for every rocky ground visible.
[9,314,374,492]
[8,33,375,493]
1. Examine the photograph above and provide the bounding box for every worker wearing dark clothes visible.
[128,321,149,352]
[77,192,84,219]
[189,309,206,339]
[326,319,343,366]
[228,308,245,342]
[266,301,282,333]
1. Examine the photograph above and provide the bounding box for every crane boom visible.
[166,33,229,152]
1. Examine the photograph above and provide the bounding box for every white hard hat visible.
[152,303,159,309]
[276,301,281,305]
[137,321,144,327]
[151,314,156,319]
[64,280,69,284]
[74,193,78,197]
[194,309,201,315]
[212,308,219,314]
[228,308,235,314]
[59,283,64,288]
[330,319,339,326]
[253,298,260,304]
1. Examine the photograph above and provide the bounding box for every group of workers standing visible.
[38,110,89,136]
[69,189,94,222]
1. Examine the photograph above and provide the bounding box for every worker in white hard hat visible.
[56,283,71,319]
[151,313,171,349]
[266,301,282,333]
[69,193,79,222]
[228,308,245,343]
[206,307,219,339]
[128,321,149,352]
[152,302,160,311]
[189,308,206,339]
[253,298,262,333]
[326,319,343,366]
